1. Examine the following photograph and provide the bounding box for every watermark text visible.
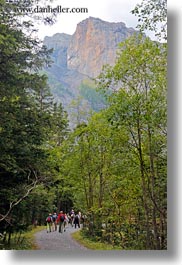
[5,1,88,14]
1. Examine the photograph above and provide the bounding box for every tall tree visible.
[97,34,167,249]
[0,0,57,231]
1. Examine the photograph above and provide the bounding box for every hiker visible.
[57,211,65,233]
[70,209,75,227]
[74,213,80,229]
[64,213,69,230]
[67,213,72,225]
[46,213,53,233]
[52,212,58,231]
[78,211,82,222]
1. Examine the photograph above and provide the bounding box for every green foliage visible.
[0,225,45,250]
[79,79,107,112]
[96,35,167,249]
[0,0,69,248]
[57,34,167,250]
[0,0,167,251]
[45,71,74,98]
[131,0,167,41]
[72,230,121,250]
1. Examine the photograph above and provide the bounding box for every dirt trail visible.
[34,225,91,251]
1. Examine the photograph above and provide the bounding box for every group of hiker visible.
[46,209,82,233]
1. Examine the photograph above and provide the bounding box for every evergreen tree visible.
[0,0,61,236]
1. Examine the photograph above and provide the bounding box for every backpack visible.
[74,215,79,222]
[52,214,57,222]
[60,215,65,222]
[47,216,52,223]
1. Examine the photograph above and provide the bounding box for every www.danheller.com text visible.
[5,1,89,14]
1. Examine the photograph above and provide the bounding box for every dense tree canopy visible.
[55,34,167,249]
[0,0,68,245]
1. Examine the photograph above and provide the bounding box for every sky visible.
[35,0,143,39]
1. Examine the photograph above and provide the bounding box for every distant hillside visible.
[43,17,137,124]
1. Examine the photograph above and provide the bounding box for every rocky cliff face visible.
[67,17,136,77]
[43,17,137,122]
[44,33,71,69]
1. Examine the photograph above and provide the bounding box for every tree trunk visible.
[147,126,160,249]
[99,171,103,208]
[88,171,93,209]
[137,117,151,249]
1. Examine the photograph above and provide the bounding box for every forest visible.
[0,0,167,250]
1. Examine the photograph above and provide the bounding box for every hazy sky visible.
[36,0,143,39]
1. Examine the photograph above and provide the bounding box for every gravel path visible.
[34,225,91,251]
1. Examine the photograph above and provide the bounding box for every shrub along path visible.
[34,225,91,251]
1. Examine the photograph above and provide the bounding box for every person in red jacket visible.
[57,211,65,233]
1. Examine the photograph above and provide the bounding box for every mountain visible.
[43,17,137,122]
[67,17,136,77]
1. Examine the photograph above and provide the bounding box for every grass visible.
[24,225,45,250]
[71,230,121,250]
[1,226,121,250]
[0,226,45,250]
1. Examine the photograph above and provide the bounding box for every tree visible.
[48,36,166,250]
[79,79,107,112]
[131,0,167,41]
[0,0,59,234]
[69,96,91,127]
[49,103,69,147]
[97,34,167,249]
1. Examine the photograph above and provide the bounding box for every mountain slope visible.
[43,17,137,121]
